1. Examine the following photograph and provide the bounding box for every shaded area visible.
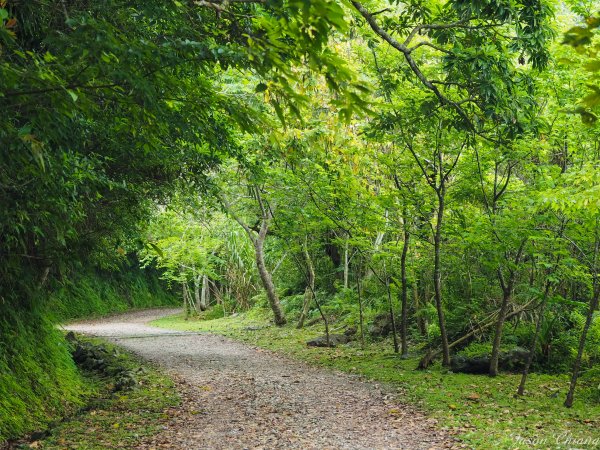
[65,309,457,449]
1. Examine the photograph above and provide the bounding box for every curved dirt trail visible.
[65,309,457,449]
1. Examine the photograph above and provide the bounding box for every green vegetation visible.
[48,267,177,321]
[39,337,180,450]
[2,0,600,447]
[0,302,86,443]
[0,268,176,444]
[152,311,600,449]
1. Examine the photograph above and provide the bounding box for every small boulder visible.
[450,355,490,374]
[451,347,531,374]
[499,347,530,370]
[306,334,352,348]
[344,326,357,337]
[368,313,400,338]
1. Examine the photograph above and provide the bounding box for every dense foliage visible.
[1,0,599,444]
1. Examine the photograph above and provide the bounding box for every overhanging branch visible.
[350,1,474,131]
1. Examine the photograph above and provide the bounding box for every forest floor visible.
[62,309,459,449]
[150,309,600,450]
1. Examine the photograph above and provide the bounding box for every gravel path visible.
[64,309,458,449]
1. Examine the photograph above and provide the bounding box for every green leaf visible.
[581,87,600,108]
[149,243,164,258]
[67,89,78,102]
[584,60,600,72]
[273,101,286,127]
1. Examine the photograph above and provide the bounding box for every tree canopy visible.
[1,0,600,444]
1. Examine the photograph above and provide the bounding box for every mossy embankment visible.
[0,267,178,445]
[151,310,600,450]
[37,336,180,450]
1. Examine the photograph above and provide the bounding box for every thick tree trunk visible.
[255,239,286,326]
[434,189,450,366]
[400,222,410,357]
[297,239,315,329]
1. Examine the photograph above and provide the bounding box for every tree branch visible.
[350,0,474,130]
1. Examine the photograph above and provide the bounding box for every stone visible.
[450,355,490,374]
[368,313,399,338]
[450,347,531,374]
[306,334,352,348]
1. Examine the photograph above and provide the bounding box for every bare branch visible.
[408,41,453,55]
[218,194,255,242]
[351,1,477,131]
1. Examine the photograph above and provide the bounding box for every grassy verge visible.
[34,337,179,450]
[0,305,86,445]
[47,268,178,322]
[151,310,600,450]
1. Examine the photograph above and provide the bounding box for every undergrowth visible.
[0,301,85,444]
[47,267,178,321]
[0,268,177,445]
[38,337,179,450]
[151,309,600,450]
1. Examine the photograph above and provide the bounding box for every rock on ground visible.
[64,309,459,449]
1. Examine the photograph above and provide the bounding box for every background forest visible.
[1,0,599,447]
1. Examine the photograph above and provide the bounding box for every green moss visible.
[38,337,179,449]
[47,268,178,321]
[0,302,86,443]
[0,268,177,445]
[151,310,600,450]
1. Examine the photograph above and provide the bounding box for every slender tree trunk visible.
[216,279,227,317]
[414,275,427,336]
[297,285,312,329]
[565,283,599,407]
[220,189,286,326]
[297,239,315,329]
[254,239,286,326]
[200,274,209,311]
[565,232,599,407]
[38,265,51,289]
[183,282,191,319]
[357,272,365,348]
[343,236,349,289]
[194,273,208,312]
[489,281,512,377]
[400,218,410,357]
[490,241,525,376]
[418,299,536,369]
[385,268,400,354]
[434,188,450,366]
[194,274,200,311]
[518,281,552,395]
